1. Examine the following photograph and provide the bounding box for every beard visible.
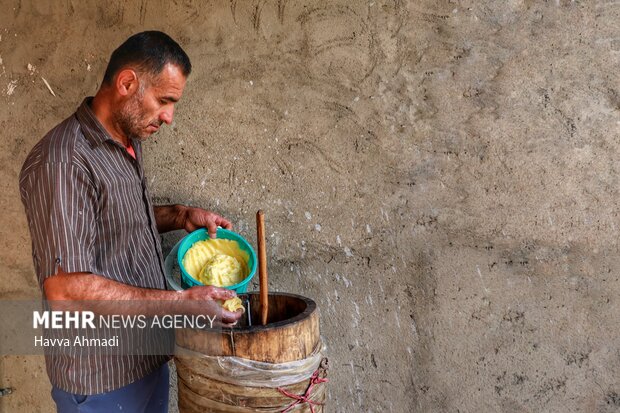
[113,87,161,141]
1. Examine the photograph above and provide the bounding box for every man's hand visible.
[182,207,232,238]
[153,205,232,235]
[181,285,243,325]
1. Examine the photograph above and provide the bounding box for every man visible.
[19,31,242,412]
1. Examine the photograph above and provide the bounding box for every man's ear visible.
[115,69,139,97]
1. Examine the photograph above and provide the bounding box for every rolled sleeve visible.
[21,161,97,287]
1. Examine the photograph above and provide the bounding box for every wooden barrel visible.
[175,292,327,412]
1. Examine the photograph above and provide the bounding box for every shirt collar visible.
[75,97,115,148]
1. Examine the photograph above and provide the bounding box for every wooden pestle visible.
[256,210,269,325]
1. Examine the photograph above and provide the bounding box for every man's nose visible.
[160,107,174,125]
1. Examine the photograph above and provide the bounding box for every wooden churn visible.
[174,292,328,412]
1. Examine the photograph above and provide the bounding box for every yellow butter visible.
[222,297,244,312]
[199,254,243,286]
[182,238,249,285]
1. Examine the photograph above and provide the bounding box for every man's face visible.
[115,63,187,141]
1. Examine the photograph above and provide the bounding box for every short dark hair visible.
[102,31,191,85]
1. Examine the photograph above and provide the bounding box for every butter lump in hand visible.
[222,297,244,312]
[199,254,243,287]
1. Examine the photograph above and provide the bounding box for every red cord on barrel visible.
[277,369,329,413]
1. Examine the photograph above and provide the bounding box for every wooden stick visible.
[256,210,269,325]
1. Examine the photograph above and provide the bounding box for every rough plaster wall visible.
[1,1,619,412]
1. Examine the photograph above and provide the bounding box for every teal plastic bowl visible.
[177,228,257,292]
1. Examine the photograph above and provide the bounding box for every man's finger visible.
[208,287,236,301]
[206,220,218,239]
[218,216,233,230]
[220,308,243,324]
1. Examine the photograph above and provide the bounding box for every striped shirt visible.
[19,98,170,394]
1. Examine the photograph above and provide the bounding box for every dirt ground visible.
[1,1,620,412]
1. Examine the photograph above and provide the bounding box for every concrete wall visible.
[1,1,619,412]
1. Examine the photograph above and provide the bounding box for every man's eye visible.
[160,99,167,105]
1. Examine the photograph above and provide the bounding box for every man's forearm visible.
[44,272,182,316]
[43,271,240,322]
[153,204,188,233]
